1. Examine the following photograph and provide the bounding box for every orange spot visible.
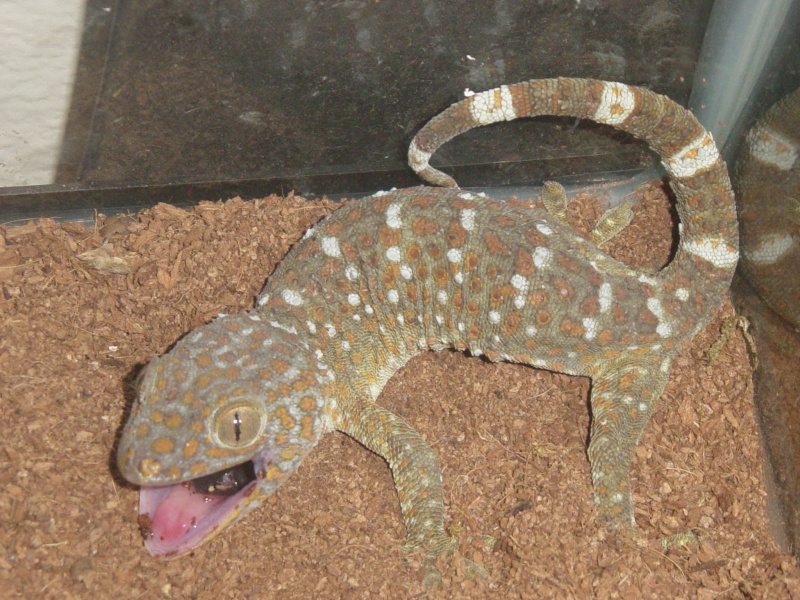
[412,217,439,236]
[515,249,535,275]
[300,415,316,442]
[165,413,183,429]
[446,221,466,247]
[152,437,175,454]
[299,396,317,411]
[560,319,585,337]
[484,232,509,255]
[275,406,296,430]
[265,465,285,481]
[271,359,290,375]
[183,438,199,458]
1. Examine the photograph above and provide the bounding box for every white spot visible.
[647,297,665,317]
[372,188,396,197]
[306,320,317,334]
[325,324,337,337]
[353,314,361,322]
[532,247,552,268]
[321,236,341,257]
[638,402,648,412]
[460,208,476,231]
[622,396,633,404]
[396,314,405,325]
[386,203,402,229]
[493,335,500,342]
[583,317,598,340]
[682,238,739,269]
[364,304,374,315]
[342,340,351,351]
[282,289,303,306]
[647,297,673,337]
[386,246,401,262]
[599,282,612,313]
[514,295,525,309]
[458,322,465,332]
[407,140,432,171]
[511,274,528,291]
[489,311,501,324]
[454,272,463,284]
[345,265,359,280]
[314,349,324,360]
[387,289,400,303]
[747,124,798,170]
[447,248,462,263]
[525,325,537,336]
[458,192,474,200]
[400,265,413,280]
[435,315,443,325]
[417,315,423,323]
[535,223,554,236]
[269,320,298,335]
[593,82,635,125]
[379,324,386,334]
[248,313,261,322]
[468,84,516,125]
[638,273,658,286]
[663,131,720,178]
[437,290,448,304]
[675,288,690,301]
[302,225,316,240]
[347,293,361,306]
[743,233,794,265]
[257,294,269,307]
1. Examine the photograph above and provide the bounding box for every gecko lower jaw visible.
[138,455,264,557]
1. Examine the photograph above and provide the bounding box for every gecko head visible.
[116,312,331,558]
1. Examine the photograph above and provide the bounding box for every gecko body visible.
[117,78,738,584]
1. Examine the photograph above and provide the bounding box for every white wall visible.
[0,0,85,187]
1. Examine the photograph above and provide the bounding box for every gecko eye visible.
[213,401,264,448]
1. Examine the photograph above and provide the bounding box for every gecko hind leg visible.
[590,200,636,246]
[541,180,635,245]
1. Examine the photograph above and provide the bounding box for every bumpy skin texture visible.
[117,78,738,583]
[736,87,800,329]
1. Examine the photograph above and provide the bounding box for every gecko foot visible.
[404,529,459,588]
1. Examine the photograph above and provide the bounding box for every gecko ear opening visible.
[212,400,265,448]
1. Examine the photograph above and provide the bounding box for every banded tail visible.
[409,78,739,305]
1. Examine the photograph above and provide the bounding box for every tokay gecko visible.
[117,78,739,585]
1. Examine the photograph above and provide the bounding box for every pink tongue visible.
[148,484,226,549]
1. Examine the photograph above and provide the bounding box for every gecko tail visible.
[408,78,739,300]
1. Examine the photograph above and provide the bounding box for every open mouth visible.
[138,459,260,557]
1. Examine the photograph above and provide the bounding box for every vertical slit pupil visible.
[233,411,242,442]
